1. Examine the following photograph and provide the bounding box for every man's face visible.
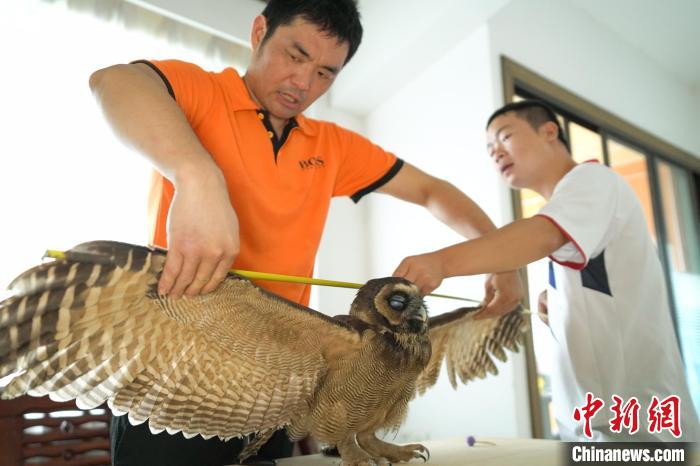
[485,113,549,189]
[245,16,349,120]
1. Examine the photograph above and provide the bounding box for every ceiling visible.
[329,0,511,114]
[330,0,700,114]
[133,0,700,115]
[567,0,700,91]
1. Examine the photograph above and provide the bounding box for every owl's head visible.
[350,277,427,334]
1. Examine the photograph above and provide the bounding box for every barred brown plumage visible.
[0,240,526,465]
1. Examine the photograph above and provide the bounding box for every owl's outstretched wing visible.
[0,241,362,440]
[415,306,526,395]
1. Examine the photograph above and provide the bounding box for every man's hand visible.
[158,167,239,299]
[91,63,240,298]
[475,271,524,320]
[393,252,445,295]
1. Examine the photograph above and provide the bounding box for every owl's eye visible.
[388,294,407,311]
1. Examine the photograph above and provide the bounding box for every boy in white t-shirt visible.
[394,100,699,442]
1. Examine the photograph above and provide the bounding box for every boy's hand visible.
[393,252,445,295]
[476,271,524,320]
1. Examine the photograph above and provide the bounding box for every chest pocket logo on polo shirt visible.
[299,156,325,170]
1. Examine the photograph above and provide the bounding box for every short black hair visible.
[261,0,363,65]
[487,100,569,150]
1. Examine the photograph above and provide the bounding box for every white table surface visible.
[275,437,562,466]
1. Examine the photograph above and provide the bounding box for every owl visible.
[0,241,525,466]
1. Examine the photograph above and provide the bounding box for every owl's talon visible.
[412,445,430,462]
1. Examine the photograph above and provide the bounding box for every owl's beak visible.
[406,305,427,323]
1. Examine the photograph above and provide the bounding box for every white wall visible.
[487,0,700,157]
[363,25,531,442]
[331,0,511,115]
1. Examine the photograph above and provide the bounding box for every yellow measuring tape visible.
[44,249,481,304]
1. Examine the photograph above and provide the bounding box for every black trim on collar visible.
[258,109,299,162]
[351,158,405,203]
[131,60,175,100]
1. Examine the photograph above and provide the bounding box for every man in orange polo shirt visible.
[131,55,405,306]
[90,1,523,465]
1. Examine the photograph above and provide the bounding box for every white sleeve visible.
[537,164,618,269]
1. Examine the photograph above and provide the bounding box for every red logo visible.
[609,395,640,434]
[648,395,681,438]
[573,392,605,438]
[573,394,683,438]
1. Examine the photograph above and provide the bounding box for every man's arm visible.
[89,63,239,298]
[378,163,524,316]
[393,215,567,292]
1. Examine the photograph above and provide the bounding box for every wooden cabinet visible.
[0,396,111,466]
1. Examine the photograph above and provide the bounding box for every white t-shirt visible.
[537,162,699,442]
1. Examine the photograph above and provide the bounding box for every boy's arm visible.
[378,163,523,316]
[393,215,567,296]
[89,63,239,299]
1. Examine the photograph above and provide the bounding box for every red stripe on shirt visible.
[536,214,588,270]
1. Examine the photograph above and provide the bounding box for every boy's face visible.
[246,16,349,121]
[486,112,548,189]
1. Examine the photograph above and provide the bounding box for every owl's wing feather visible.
[415,306,526,395]
[0,241,362,440]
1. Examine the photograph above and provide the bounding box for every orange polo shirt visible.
[141,60,402,306]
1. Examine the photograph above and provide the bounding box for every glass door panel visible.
[569,121,603,163]
[607,139,657,241]
[656,160,700,416]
